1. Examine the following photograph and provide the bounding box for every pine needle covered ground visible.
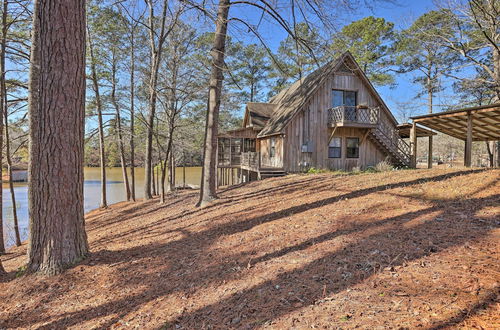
[1,168,499,329]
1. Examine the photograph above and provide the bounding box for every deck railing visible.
[327,106,379,126]
[241,151,260,171]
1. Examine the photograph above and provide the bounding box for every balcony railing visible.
[241,151,260,171]
[327,106,379,127]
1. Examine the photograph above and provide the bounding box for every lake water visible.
[2,166,202,248]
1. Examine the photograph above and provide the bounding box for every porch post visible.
[410,121,417,168]
[464,112,472,167]
[427,135,433,169]
[229,138,232,166]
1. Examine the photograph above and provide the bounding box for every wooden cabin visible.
[217,52,411,185]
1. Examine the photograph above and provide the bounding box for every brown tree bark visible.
[27,0,89,275]
[129,27,136,201]
[198,0,230,207]
[0,0,6,255]
[485,141,494,167]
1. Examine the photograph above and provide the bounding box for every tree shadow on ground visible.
[30,193,498,329]
[2,169,497,329]
[429,286,499,329]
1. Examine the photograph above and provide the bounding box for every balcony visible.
[327,105,379,128]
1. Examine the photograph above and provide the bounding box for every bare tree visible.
[435,0,500,164]
[198,0,230,207]
[87,21,107,208]
[27,0,89,275]
[144,0,174,200]
[110,45,132,201]
[1,0,20,246]
[128,20,137,201]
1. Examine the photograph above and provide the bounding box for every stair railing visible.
[372,122,410,165]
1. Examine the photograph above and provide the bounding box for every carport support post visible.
[427,135,433,169]
[464,113,472,167]
[410,122,417,168]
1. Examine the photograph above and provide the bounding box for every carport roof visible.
[410,103,500,141]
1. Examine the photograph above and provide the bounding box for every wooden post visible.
[465,113,472,167]
[410,122,417,168]
[427,135,433,169]
[229,138,232,166]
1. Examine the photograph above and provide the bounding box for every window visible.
[346,137,359,158]
[270,137,276,158]
[333,90,357,121]
[328,137,341,158]
[332,90,357,107]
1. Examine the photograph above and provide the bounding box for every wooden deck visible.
[327,106,379,128]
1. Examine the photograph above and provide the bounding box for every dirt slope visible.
[1,168,499,329]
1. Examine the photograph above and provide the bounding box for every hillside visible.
[1,168,499,329]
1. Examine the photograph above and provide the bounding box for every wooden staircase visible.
[259,168,287,179]
[368,123,410,167]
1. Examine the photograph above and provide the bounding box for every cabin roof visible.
[245,102,277,129]
[256,51,398,138]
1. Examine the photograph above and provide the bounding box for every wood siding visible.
[283,72,395,172]
[260,136,284,168]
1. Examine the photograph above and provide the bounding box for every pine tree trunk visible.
[27,0,89,275]
[129,28,136,201]
[152,160,157,196]
[486,141,494,167]
[0,0,8,254]
[427,71,433,114]
[198,0,230,207]
[87,27,107,208]
[159,152,166,203]
[3,108,21,246]
[493,46,500,100]
[111,53,131,201]
[0,0,6,255]
[170,150,175,190]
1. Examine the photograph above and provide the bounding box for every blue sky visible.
[227,0,453,122]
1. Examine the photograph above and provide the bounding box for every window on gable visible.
[328,137,341,158]
[332,90,357,107]
[346,137,359,158]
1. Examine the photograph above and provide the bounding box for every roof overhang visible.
[410,103,500,141]
[218,127,259,139]
[397,123,437,138]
